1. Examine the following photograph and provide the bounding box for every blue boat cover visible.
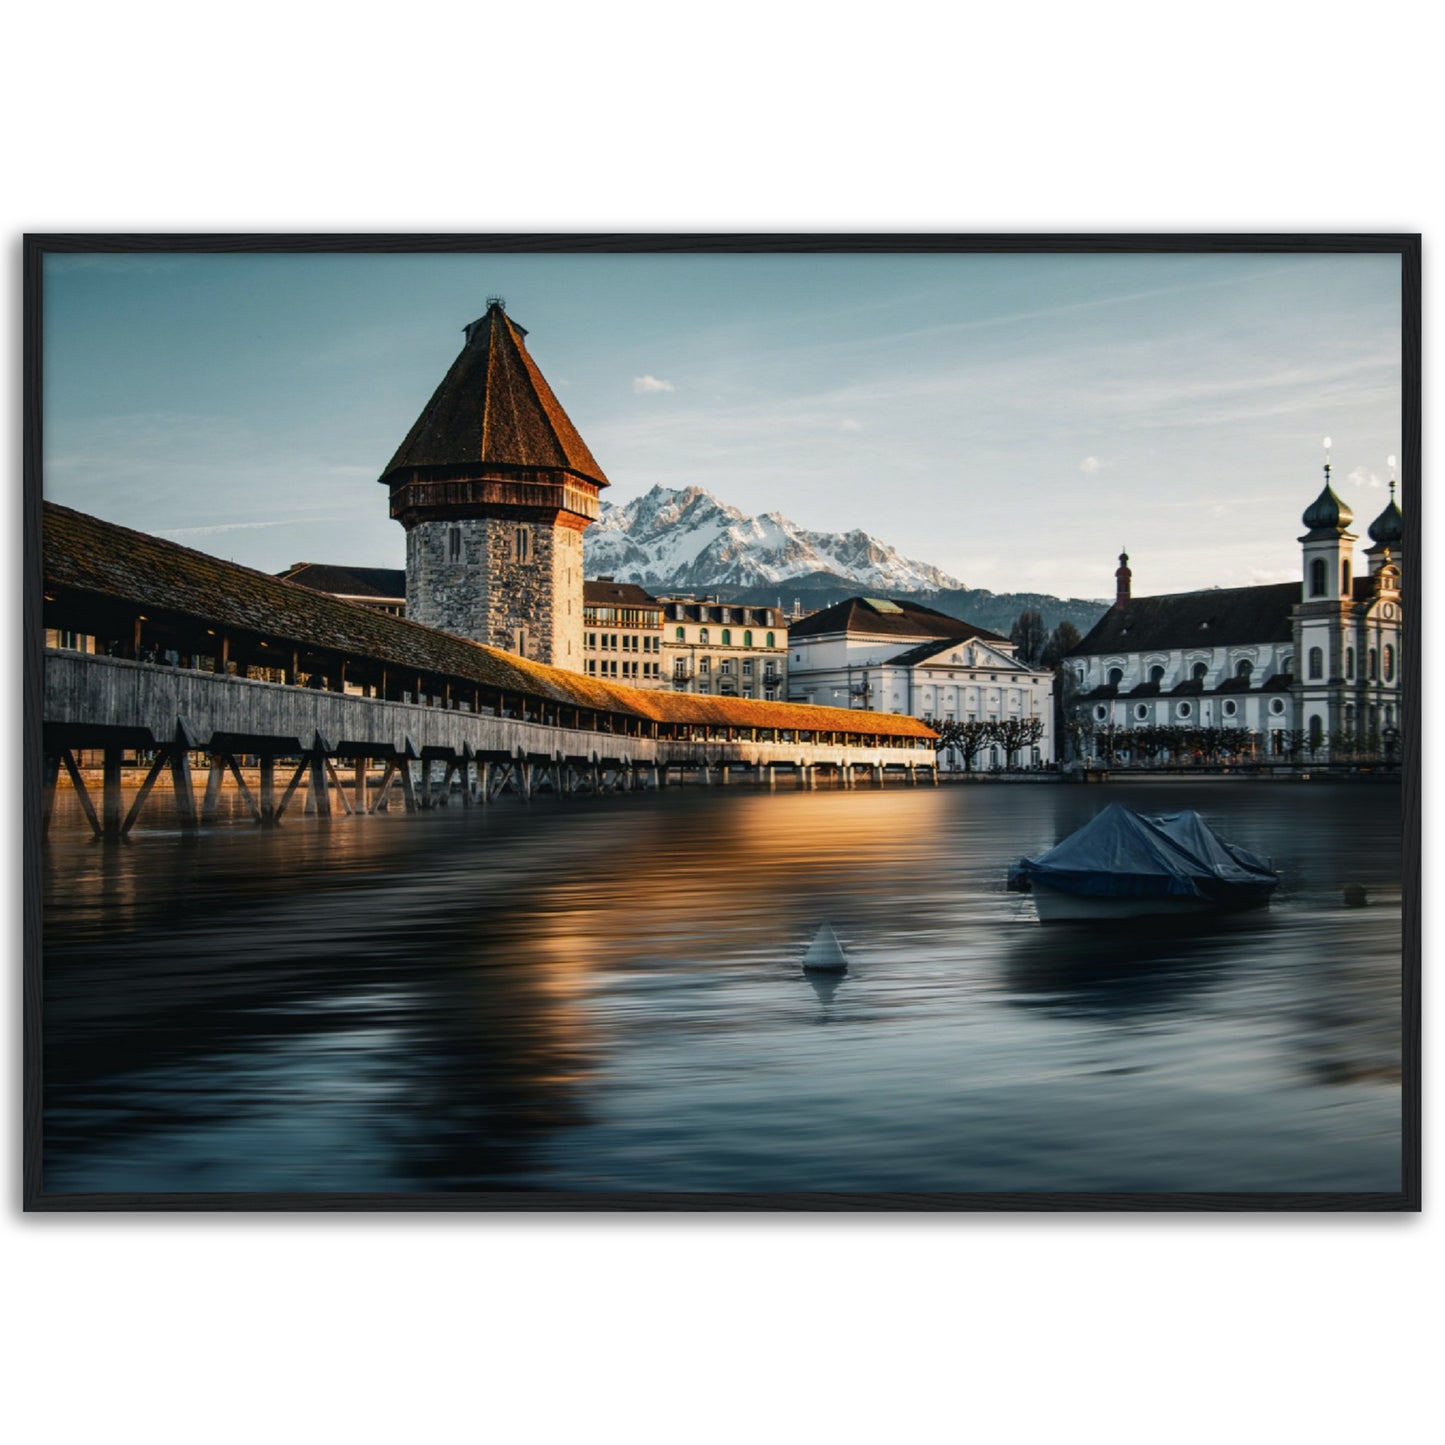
[1010,804,1279,901]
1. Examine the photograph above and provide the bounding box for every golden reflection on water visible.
[42,781,1406,1195]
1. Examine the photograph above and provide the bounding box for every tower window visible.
[515,627,528,658]
[1384,644,1395,682]
[1346,647,1355,680]
[1308,647,1323,680]
[1368,647,1378,680]
[1310,558,1327,596]
[448,526,462,563]
[1342,559,1351,593]
[515,526,532,563]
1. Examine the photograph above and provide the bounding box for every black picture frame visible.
[22,232,1422,1212]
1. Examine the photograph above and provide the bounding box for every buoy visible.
[802,922,848,973]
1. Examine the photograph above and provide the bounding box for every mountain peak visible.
[584,485,963,594]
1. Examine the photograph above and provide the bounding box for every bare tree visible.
[1009,610,1049,667]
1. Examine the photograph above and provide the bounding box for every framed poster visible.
[23,234,1420,1209]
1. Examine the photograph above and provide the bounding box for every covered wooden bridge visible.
[40,504,938,838]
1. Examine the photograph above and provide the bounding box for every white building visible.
[787,596,1055,768]
[1067,459,1404,763]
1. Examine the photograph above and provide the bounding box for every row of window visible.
[586,659,660,679]
[1307,644,1394,681]
[587,632,660,653]
[683,683,781,700]
[675,627,777,647]
[1105,659,1261,688]
[1095,696,1291,723]
[678,658,780,679]
[1309,557,1350,597]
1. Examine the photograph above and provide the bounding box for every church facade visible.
[1066,459,1404,763]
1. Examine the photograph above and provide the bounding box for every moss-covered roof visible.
[43,502,933,741]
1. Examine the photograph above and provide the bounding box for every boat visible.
[1006,803,1279,923]
[801,922,849,972]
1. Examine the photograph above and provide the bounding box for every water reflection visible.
[42,782,1404,1195]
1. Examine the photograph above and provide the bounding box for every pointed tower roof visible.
[380,300,609,489]
[1368,479,1403,547]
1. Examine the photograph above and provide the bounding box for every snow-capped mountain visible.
[584,484,964,593]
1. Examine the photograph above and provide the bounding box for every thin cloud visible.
[840,418,863,432]
[1080,455,1104,473]
[1346,466,1384,491]
[633,375,675,395]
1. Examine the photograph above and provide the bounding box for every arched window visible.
[1342,559,1352,593]
[1383,644,1395,682]
[675,626,685,642]
[1235,659,1253,679]
[1310,558,1327,596]
[1308,647,1323,680]
[743,630,753,647]
[1192,661,1208,681]
[1345,647,1355,680]
[1308,714,1324,749]
[699,628,710,645]
[765,632,775,647]
[721,629,731,645]
[1107,667,1123,687]
[1368,647,1378,680]
[1148,664,1165,685]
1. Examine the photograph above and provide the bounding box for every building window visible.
[1310,558,1327,596]
[720,658,733,674]
[1135,703,1149,721]
[763,662,777,679]
[514,526,532,563]
[1177,701,1192,719]
[1148,664,1165,685]
[765,632,775,647]
[1342,559,1352,593]
[1308,646,1324,680]
[1269,698,1285,716]
[1308,714,1323,749]
[742,659,753,677]
[1346,647,1355,680]
[721,629,731,645]
[698,657,711,675]
[1192,662,1208,681]
[1235,659,1252,679]
[1094,704,1108,721]
[1383,644,1395,682]
[698,683,710,694]
[743,630,753,647]
[1223,699,1237,718]
[1368,647,1378,680]
[675,626,685,641]
[515,628,528,657]
[448,526,462,563]
[1107,667,1123,687]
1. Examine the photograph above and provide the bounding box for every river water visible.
[41,780,1403,1198]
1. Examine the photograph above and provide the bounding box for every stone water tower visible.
[380,299,608,669]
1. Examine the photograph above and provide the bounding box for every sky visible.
[43,248,1402,602]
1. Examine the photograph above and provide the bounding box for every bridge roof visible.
[43,503,933,741]
[379,301,609,489]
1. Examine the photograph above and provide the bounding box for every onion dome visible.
[1368,486,1403,547]
[1301,481,1352,533]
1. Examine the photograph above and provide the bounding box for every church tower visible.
[1293,439,1357,750]
[379,300,607,669]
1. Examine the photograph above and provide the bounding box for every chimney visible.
[1115,549,1132,606]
